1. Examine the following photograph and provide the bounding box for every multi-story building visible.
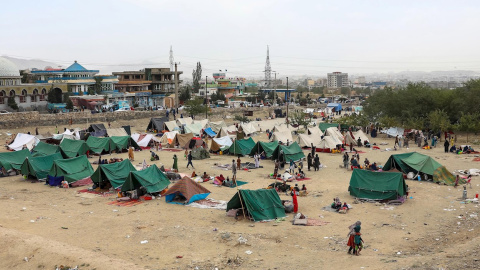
[327,72,349,88]
[0,56,67,111]
[112,71,151,92]
[31,61,118,95]
[145,68,182,95]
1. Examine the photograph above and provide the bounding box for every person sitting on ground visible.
[191,171,197,177]
[291,183,300,196]
[299,184,308,196]
[214,174,225,185]
[282,170,295,182]
[364,158,370,169]
[201,172,210,182]
[223,176,232,187]
[450,144,457,153]
[296,168,306,179]
[260,151,267,159]
[350,157,360,170]
[331,198,342,209]
[370,162,378,171]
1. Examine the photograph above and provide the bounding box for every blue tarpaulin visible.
[327,103,342,111]
[204,127,217,137]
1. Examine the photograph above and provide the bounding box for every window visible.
[20,89,27,103]
[32,89,38,103]
[0,90,5,104]
[39,89,46,101]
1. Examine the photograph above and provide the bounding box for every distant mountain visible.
[2,56,63,71]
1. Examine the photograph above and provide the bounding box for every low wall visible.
[0,106,289,128]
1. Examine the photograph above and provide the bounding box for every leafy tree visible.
[340,87,350,96]
[290,111,310,130]
[427,109,451,137]
[66,97,74,110]
[192,62,202,93]
[92,77,103,94]
[234,115,249,123]
[7,96,18,111]
[179,87,191,102]
[47,86,63,103]
[185,98,208,116]
[455,113,480,143]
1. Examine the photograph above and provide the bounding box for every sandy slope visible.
[0,117,479,270]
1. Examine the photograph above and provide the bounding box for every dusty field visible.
[0,115,479,270]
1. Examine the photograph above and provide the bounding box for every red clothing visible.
[292,192,298,213]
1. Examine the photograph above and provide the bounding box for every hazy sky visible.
[2,0,480,77]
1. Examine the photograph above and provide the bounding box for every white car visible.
[115,107,132,112]
[0,110,11,114]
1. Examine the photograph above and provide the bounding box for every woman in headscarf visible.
[347,221,362,255]
[128,147,134,161]
[172,154,178,172]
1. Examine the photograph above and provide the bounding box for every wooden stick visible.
[236,189,248,221]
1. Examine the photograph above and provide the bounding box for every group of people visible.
[307,153,321,171]
[331,197,350,213]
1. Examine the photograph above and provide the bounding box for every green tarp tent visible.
[348,169,407,200]
[249,141,279,158]
[228,137,255,156]
[0,149,32,171]
[191,147,210,160]
[383,152,458,185]
[60,138,90,158]
[110,136,141,152]
[86,136,115,154]
[318,122,339,132]
[122,164,170,193]
[226,189,286,221]
[271,142,306,162]
[91,159,137,188]
[32,141,60,157]
[48,155,94,183]
[20,152,63,180]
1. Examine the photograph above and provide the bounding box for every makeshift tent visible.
[32,141,60,157]
[110,136,141,151]
[228,137,256,156]
[326,103,342,111]
[383,152,458,185]
[254,120,283,132]
[317,136,342,152]
[271,131,293,144]
[203,127,217,137]
[163,120,179,131]
[296,134,322,148]
[48,155,94,183]
[169,133,194,148]
[35,132,54,142]
[239,122,257,136]
[216,126,237,138]
[271,142,305,162]
[131,133,160,148]
[193,119,209,128]
[325,127,344,142]
[88,123,107,137]
[318,122,339,132]
[59,138,90,158]
[20,152,63,180]
[91,159,137,189]
[382,127,404,138]
[208,121,227,133]
[8,133,39,151]
[191,147,210,160]
[307,127,323,137]
[122,125,131,135]
[272,125,290,133]
[164,177,211,204]
[249,141,278,158]
[86,136,115,154]
[159,131,178,145]
[146,117,169,132]
[106,128,128,137]
[226,189,286,221]
[354,130,369,144]
[0,148,32,171]
[122,164,170,193]
[348,169,407,200]
[184,123,203,136]
[344,131,357,145]
[176,117,193,126]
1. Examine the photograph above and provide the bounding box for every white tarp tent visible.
[176,117,193,126]
[296,134,322,148]
[106,128,128,137]
[325,127,344,142]
[240,122,257,136]
[8,133,39,151]
[208,121,227,133]
[354,130,369,144]
[344,131,357,145]
[254,119,283,131]
[272,124,291,133]
[159,131,179,145]
[217,125,237,138]
[164,121,179,132]
[318,136,341,150]
[184,123,203,136]
[132,133,160,147]
[213,136,233,148]
[271,131,293,144]
[193,119,209,129]
[382,127,404,138]
[307,127,324,137]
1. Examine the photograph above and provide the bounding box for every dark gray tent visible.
[88,124,107,137]
[147,117,169,132]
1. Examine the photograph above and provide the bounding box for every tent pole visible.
[236,189,248,221]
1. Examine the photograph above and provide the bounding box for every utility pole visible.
[286,76,289,128]
[205,75,208,119]
[174,63,179,111]
[272,71,278,106]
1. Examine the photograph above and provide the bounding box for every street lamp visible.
[205,75,208,119]
[286,76,289,127]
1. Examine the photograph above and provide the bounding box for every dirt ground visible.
[0,114,479,270]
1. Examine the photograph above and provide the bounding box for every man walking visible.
[186,151,194,169]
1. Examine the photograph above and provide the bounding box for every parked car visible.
[0,110,12,114]
[115,107,132,112]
